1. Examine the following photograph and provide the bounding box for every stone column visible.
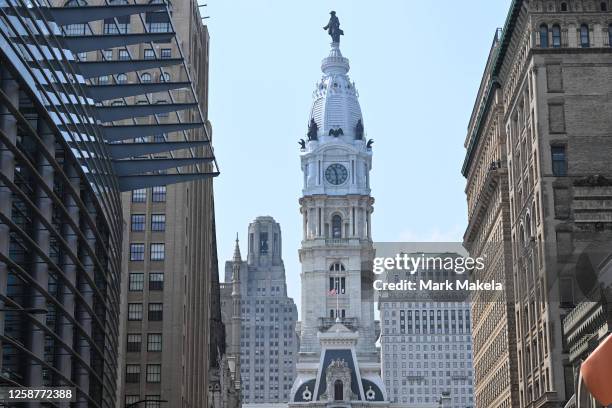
[0,67,18,370]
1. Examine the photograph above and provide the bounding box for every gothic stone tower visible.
[289,18,387,406]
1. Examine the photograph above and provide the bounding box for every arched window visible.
[141,73,152,83]
[117,73,127,84]
[539,24,549,48]
[329,263,346,272]
[580,24,590,47]
[561,2,568,11]
[160,72,171,82]
[334,380,343,401]
[332,215,342,238]
[552,24,561,47]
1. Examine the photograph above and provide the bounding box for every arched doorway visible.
[334,379,343,400]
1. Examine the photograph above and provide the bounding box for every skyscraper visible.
[222,217,299,404]
[289,14,387,406]
[463,1,612,407]
[378,253,475,407]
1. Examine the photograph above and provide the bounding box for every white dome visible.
[309,43,363,139]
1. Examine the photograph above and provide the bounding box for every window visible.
[103,15,130,34]
[98,75,109,85]
[160,72,171,82]
[539,24,548,48]
[147,333,162,351]
[142,73,152,83]
[116,73,128,84]
[127,334,142,352]
[148,303,163,321]
[160,48,171,59]
[118,49,129,60]
[146,11,171,32]
[103,49,113,60]
[580,24,590,47]
[551,146,567,176]
[64,23,87,35]
[552,24,561,47]
[152,186,166,202]
[150,243,165,261]
[259,232,268,254]
[151,214,166,231]
[145,395,162,408]
[125,364,140,383]
[602,2,608,11]
[129,273,144,291]
[332,215,342,238]
[146,364,161,382]
[128,303,143,320]
[130,244,145,261]
[149,273,164,291]
[125,395,140,405]
[131,214,145,231]
[132,188,146,202]
[329,263,346,272]
[609,24,612,47]
[561,2,568,11]
[144,48,155,59]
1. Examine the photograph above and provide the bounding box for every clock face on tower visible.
[325,163,349,185]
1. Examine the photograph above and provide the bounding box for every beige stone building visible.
[463,1,612,408]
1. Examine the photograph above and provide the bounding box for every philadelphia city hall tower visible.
[289,12,388,407]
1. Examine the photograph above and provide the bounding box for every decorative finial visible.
[232,233,242,262]
[323,11,344,43]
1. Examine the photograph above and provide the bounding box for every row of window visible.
[539,23,612,48]
[128,303,163,321]
[127,333,162,352]
[130,243,165,261]
[129,272,164,291]
[99,71,172,85]
[131,214,166,232]
[132,186,167,202]
[125,364,161,383]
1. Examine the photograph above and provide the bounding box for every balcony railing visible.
[318,317,358,332]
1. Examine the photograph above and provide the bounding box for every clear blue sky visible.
[205,0,511,310]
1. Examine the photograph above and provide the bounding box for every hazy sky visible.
[205,0,511,310]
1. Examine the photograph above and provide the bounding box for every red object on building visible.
[580,334,612,405]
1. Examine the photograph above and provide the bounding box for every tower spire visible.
[232,233,241,262]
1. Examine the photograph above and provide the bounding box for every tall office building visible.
[222,216,299,404]
[463,1,612,407]
[289,16,387,406]
[0,0,215,406]
[378,254,475,408]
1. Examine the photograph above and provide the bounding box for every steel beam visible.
[62,32,175,53]
[100,123,203,142]
[44,4,167,25]
[85,81,191,101]
[76,59,183,79]
[96,102,197,122]
[118,172,219,192]
[112,157,214,176]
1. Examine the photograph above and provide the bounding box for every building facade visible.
[0,0,216,406]
[288,23,387,407]
[463,1,612,408]
[222,217,298,404]
[378,254,475,408]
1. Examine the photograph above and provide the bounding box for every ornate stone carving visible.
[320,359,356,401]
[307,118,318,141]
[574,175,612,187]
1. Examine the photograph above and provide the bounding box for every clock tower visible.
[289,15,387,406]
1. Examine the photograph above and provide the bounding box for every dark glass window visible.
[580,24,590,47]
[125,365,140,383]
[552,25,561,47]
[149,273,164,291]
[151,214,166,231]
[160,48,171,59]
[551,146,567,176]
[602,2,608,11]
[540,24,549,48]
[561,2,568,11]
[130,243,145,261]
[148,303,163,321]
[131,214,145,231]
[146,364,161,383]
[127,334,141,352]
[332,215,342,238]
[259,232,268,254]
